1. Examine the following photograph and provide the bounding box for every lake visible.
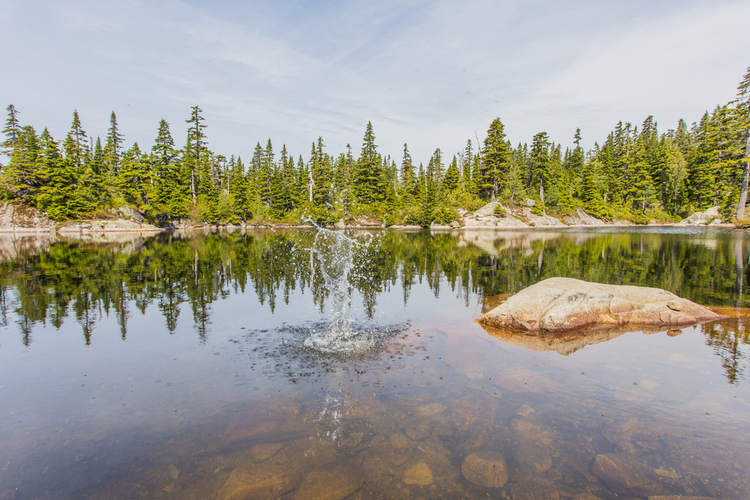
[0,227,749,500]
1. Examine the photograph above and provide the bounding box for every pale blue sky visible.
[2,0,748,164]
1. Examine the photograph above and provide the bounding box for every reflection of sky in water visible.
[0,229,749,499]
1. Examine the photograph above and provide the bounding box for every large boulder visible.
[678,206,721,226]
[476,277,724,333]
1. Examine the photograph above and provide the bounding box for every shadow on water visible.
[0,227,750,499]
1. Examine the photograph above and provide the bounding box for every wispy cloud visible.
[1,0,747,164]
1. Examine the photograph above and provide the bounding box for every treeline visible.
[1,69,748,225]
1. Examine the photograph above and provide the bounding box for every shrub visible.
[433,206,459,225]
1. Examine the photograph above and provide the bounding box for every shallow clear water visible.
[0,228,749,499]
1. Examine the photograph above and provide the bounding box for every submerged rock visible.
[403,460,434,485]
[591,453,665,497]
[571,494,603,500]
[461,450,508,487]
[216,465,301,500]
[477,277,724,333]
[287,464,364,500]
[647,496,716,500]
[510,477,560,500]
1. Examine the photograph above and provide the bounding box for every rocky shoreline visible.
[0,201,735,234]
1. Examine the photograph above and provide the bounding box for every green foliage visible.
[433,206,459,224]
[4,69,750,225]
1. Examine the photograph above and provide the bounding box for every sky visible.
[2,0,749,164]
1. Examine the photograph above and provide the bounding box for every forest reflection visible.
[1,227,749,383]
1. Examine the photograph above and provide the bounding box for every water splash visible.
[303,224,373,354]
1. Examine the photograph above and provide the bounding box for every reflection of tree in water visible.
[701,318,750,385]
[1,228,750,363]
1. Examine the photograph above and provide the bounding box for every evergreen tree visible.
[479,118,512,200]
[2,104,21,157]
[118,143,152,212]
[103,111,124,174]
[1,125,40,202]
[442,155,460,194]
[529,132,551,206]
[151,119,187,220]
[734,66,750,219]
[36,129,80,219]
[355,122,380,204]
[185,106,207,204]
[400,143,416,198]
[64,110,89,173]
[229,156,251,222]
[461,140,475,194]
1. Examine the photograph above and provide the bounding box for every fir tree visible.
[36,129,79,219]
[479,118,511,200]
[103,111,124,174]
[442,155,460,194]
[2,104,21,156]
[2,125,40,202]
[185,106,207,204]
[355,122,380,205]
[400,143,416,198]
[529,132,551,206]
[118,143,152,212]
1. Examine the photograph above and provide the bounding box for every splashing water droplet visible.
[303,223,373,354]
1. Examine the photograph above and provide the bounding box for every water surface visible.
[0,228,749,499]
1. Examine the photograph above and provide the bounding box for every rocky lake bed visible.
[0,227,748,499]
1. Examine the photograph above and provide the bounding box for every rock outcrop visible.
[0,202,160,233]
[476,277,724,333]
[677,206,721,226]
[562,208,606,226]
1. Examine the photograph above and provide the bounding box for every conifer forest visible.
[2,68,749,227]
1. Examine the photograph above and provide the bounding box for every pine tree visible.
[118,143,152,213]
[461,140,475,195]
[1,125,40,202]
[400,143,416,198]
[734,66,750,219]
[441,155,460,194]
[311,137,331,210]
[529,132,551,207]
[36,129,80,219]
[688,112,718,210]
[151,119,188,220]
[479,118,512,200]
[280,146,297,214]
[64,110,89,174]
[355,122,380,205]
[185,106,207,205]
[229,156,250,222]
[103,111,124,174]
[2,105,21,157]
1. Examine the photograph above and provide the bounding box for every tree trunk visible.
[191,170,196,204]
[736,131,750,220]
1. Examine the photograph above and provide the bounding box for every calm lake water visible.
[0,227,749,500]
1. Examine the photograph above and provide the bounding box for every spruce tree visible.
[442,155,460,194]
[479,118,512,200]
[2,105,21,157]
[355,122,380,205]
[529,132,551,206]
[36,128,76,219]
[185,106,207,204]
[2,125,40,202]
[103,111,124,174]
[734,66,750,219]
[400,143,416,198]
[118,143,152,213]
